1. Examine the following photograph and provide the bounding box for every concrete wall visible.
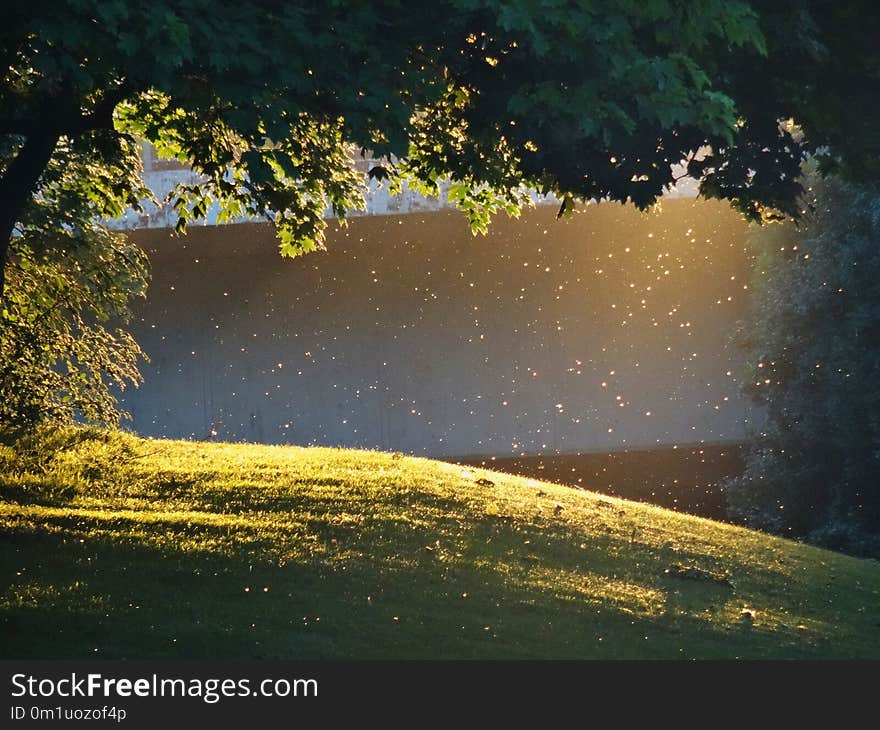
[122,198,756,457]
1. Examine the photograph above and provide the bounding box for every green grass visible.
[1,427,878,659]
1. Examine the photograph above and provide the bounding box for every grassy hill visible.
[1,428,878,659]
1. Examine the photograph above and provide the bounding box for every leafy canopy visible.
[3,0,879,268]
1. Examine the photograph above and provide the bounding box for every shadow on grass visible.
[2,498,868,660]
[0,479,79,508]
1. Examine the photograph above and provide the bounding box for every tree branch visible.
[0,85,133,305]
[66,85,132,137]
[0,126,62,303]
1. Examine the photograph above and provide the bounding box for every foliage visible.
[726,174,880,557]
[2,428,879,658]
[3,1,880,277]
[0,224,148,429]
[0,85,150,429]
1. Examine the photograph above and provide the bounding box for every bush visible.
[0,225,148,430]
[726,174,880,556]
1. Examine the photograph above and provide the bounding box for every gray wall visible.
[122,198,756,456]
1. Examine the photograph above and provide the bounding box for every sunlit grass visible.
[1,427,878,658]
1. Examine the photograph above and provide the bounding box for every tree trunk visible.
[0,128,62,303]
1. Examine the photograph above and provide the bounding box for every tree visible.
[726,173,880,557]
[0,104,151,429]
[2,2,880,428]
[3,0,880,303]
[0,134,148,428]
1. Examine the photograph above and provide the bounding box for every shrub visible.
[726,174,880,556]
